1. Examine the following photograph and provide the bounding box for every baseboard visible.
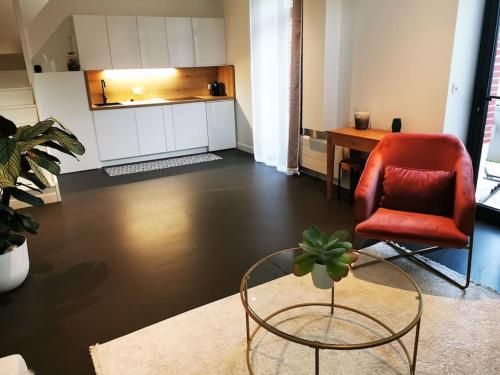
[236,142,254,154]
[10,186,60,209]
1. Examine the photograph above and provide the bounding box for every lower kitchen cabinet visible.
[163,106,177,152]
[94,108,140,161]
[172,102,209,150]
[135,106,167,155]
[206,100,236,151]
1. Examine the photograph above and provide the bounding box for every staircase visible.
[0,73,61,208]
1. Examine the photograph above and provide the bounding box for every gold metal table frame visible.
[240,248,424,375]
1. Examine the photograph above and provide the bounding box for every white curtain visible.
[250,0,293,174]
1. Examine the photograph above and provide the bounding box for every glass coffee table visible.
[240,248,423,374]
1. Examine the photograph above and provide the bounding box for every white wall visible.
[302,0,326,131]
[223,0,253,152]
[31,17,74,73]
[348,0,459,133]
[443,0,485,142]
[0,0,22,54]
[18,0,49,27]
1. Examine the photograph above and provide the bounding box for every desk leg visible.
[326,135,335,200]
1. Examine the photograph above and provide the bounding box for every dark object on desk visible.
[392,118,402,133]
[209,81,225,96]
[34,65,42,73]
[354,111,370,130]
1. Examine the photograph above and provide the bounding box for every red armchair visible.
[353,133,476,289]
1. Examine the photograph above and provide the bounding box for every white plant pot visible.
[0,239,29,293]
[311,263,333,289]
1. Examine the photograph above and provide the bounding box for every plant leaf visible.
[0,166,15,188]
[45,128,85,155]
[31,149,60,164]
[322,247,347,257]
[325,259,349,281]
[14,119,55,142]
[41,140,78,158]
[10,187,44,207]
[27,151,61,175]
[298,242,320,255]
[325,240,352,251]
[19,170,46,190]
[303,225,324,247]
[19,137,49,151]
[328,230,349,243]
[49,117,75,136]
[0,138,21,180]
[25,157,50,187]
[337,251,359,265]
[293,252,317,276]
[0,116,17,137]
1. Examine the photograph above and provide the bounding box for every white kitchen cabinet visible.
[192,18,226,66]
[137,17,170,68]
[73,15,112,70]
[165,18,195,67]
[33,72,101,173]
[172,102,208,150]
[206,100,236,151]
[94,109,139,161]
[135,106,167,155]
[106,16,142,69]
[163,106,176,152]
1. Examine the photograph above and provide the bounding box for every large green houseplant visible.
[293,226,358,289]
[0,115,84,292]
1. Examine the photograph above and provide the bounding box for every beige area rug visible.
[90,243,500,374]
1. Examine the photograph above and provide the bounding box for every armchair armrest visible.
[454,153,476,236]
[354,152,384,223]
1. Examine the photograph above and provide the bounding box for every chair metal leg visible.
[385,240,473,290]
[352,232,474,290]
[352,245,441,270]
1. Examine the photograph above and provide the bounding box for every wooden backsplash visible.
[85,66,235,106]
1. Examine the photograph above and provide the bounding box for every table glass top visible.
[241,248,423,349]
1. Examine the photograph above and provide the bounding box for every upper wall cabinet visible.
[106,16,142,69]
[137,17,170,69]
[73,15,112,70]
[192,18,226,67]
[165,17,195,68]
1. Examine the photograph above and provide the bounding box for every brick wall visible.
[484,42,500,144]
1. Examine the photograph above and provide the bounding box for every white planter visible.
[0,239,29,293]
[311,263,333,289]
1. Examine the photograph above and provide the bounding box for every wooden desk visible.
[327,127,390,199]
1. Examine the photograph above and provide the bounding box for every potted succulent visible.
[0,115,84,293]
[293,226,358,289]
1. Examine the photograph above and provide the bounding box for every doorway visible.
[467,0,500,222]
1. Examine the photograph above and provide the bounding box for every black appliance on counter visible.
[208,81,225,96]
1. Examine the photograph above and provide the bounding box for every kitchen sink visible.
[95,102,122,107]
[166,96,200,101]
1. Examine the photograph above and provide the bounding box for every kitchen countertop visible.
[91,96,235,111]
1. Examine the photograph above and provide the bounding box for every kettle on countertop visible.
[208,81,225,96]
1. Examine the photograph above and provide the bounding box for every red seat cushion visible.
[355,207,468,248]
[380,165,455,216]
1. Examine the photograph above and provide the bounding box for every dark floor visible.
[0,150,498,374]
